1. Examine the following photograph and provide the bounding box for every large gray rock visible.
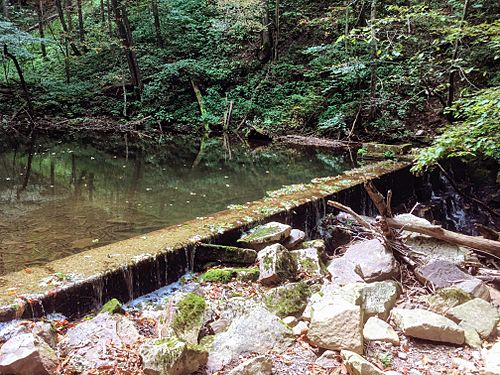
[307,297,363,353]
[227,355,273,375]
[32,321,57,349]
[341,350,385,375]
[415,260,490,300]
[159,293,206,345]
[391,308,464,344]
[361,281,401,321]
[58,312,140,369]
[363,317,400,345]
[257,243,297,285]
[207,306,293,372]
[264,282,311,317]
[283,229,306,249]
[0,333,58,375]
[239,222,292,249]
[482,341,500,375]
[445,298,499,339]
[460,321,482,348]
[328,239,397,284]
[139,337,207,375]
[291,248,324,276]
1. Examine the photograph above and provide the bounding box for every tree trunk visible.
[151,0,163,48]
[2,0,8,18]
[37,0,47,57]
[106,0,112,36]
[54,0,81,55]
[3,45,35,119]
[368,0,378,120]
[273,0,279,61]
[110,0,143,95]
[446,0,470,110]
[76,0,85,44]
[100,0,105,23]
[191,78,209,133]
[259,1,273,62]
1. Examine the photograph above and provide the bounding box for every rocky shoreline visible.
[0,218,498,374]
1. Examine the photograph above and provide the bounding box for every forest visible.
[0,0,498,171]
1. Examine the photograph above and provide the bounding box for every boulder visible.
[159,293,206,345]
[227,355,273,375]
[0,333,58,375]
[363,317,400,345]
[257,244,297,285]
[425,287,474,315]
[361,281,401,321]
[460,321,482,348]
[328,239,397,284]
[315,350,341,369]
[139,337,208,375]
[415,260,489,300]
[32,322,57,349]
[445,298,499,339]
[264,282,311,317]
[282,316,298,327]
[58,313,140,369]
[207,306,293,372]
[283,229,306,249]
[194,243,257,269]
[307,298,363,353]
[238,222,292,250]
[482,341,500,375]
[302,239,326,254]
[391,308,464,344]
[341,350,385,375]
[291,248,324,276]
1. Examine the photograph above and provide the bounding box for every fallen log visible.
[386,218,500,256]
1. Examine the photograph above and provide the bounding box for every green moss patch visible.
[100,298,124,314]
[172,293,206,333]
[264,282,311,317]
[200,267,260,283]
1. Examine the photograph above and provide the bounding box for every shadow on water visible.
[0,133,353,275]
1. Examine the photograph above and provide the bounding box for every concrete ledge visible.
[0,160,413,322]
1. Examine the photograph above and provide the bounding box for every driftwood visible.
[386,218,500,256]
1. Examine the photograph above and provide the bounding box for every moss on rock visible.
[264,282,311,317]
[172,293,206,335]
[100,298,124,314]
[200,267,260,283]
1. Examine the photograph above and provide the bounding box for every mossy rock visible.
[100,298,125,314]
[194,243,257,270]
[426,287,474,315]
[264,282,311,317]
[201,267,260,283]
[238,222,292,249]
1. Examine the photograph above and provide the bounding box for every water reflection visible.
[0,136,351,274]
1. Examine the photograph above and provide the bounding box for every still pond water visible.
[0,136,352,275]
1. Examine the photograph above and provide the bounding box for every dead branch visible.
[386,217,500,256]
[327,201,376,232]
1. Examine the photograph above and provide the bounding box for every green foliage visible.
[413,87,500,172]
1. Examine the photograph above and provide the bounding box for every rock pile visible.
[0,219,498,375]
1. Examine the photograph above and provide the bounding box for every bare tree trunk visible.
[76,0,85,43]
[2,45,35,119]
[100,0,105,23]
[37,0,47,57]
[368,0,378,120]
[151,0,163,48]
[54,0,81,55]
[2,0,9,18]
[106,0,112,36]
[259,1,273,62]
[110,0,143,95]
[273,0,279,61]
[446,0,470,110]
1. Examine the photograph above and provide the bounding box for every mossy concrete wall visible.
[0,160,413,322]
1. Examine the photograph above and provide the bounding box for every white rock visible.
[482,342,500,375]
[341,350,385,375]
[0,333,58,375]
[391,308,464,344]
[227,355,273,375]
[292,321,308,336]
[307,298,363,353]
[282,316,298,327]
[283,229,306,249]
[446,298,499,339]
[363,317,400,345]
[257,244,297,285]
